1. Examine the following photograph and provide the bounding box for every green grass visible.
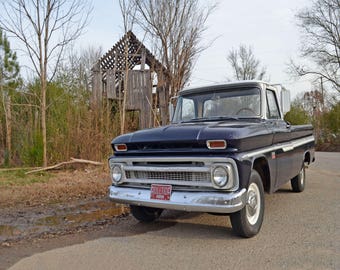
[0,170,51,187]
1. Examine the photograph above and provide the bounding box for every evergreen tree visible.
[0,28,20,91]
[0,28,20,166]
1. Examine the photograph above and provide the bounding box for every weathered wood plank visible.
[91,61,103,108]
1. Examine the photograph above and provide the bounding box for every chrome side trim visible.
[289,135,315,149]
[240,135,314,160]
[109,186,247,214]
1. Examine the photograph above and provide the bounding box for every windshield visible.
[172,87,261,123]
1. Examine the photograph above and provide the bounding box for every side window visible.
[266,90,280,119]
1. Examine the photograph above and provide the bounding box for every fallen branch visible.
[25,158,103,174]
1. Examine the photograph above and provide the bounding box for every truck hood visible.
[112,120,273,153]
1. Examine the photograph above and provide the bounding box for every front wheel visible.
[130,205,163,222]
[230,170,265,238]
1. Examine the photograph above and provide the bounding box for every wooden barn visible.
[91,31,169,129]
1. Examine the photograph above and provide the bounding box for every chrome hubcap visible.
[300,168,305,186]
[246,183,261,225]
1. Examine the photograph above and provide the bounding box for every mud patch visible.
[0,225,17,237]
[0,198,128,244]
[35,206,127,226]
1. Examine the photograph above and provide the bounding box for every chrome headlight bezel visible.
[112,165,123,183]
[109,160,125,185]
[211,164,234,189]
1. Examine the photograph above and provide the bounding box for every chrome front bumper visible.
[109,186,247,214]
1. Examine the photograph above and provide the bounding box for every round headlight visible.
[112,165,123,183]
[212,166,228,187]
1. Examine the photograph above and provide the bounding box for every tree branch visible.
[25,157,103,174]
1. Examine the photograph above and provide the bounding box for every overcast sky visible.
[4,0,314,98]
[75,0,314,98]
[190,0,313,97]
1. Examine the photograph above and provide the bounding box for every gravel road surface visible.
[8,152,340,270]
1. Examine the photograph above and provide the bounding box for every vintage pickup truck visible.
[108,81,315,237]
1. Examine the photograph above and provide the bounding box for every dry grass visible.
[0,167,111,208]
[0,170,51,187]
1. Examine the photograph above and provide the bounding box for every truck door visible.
[266,89,293,189]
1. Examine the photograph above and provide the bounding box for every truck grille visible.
[121,161,213,188]
[110,157,239,191]
[125,171,210,182]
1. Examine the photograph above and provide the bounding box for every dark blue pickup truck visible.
[108,81,315,237]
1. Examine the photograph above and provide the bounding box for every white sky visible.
[190,0,313,97]
[5,0,315,98]
[76,0,314,98]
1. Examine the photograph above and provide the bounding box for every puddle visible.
[0,199,130,243]
[35,205,129,227]
[76,201,115,211]
[65,206,128,224]
[0,225,16,237]
[35,216,61,226]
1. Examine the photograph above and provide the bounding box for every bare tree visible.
[227,45,266,81]
[290,0,340,92]
[56,45,103,92]
[132,0,216,96]
[119,0,136,33]
[0,0,92,167]
[118,0,138,134]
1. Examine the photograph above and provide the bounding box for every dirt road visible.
[3,152,340,270]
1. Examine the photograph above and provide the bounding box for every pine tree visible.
[0,28,20,88]
[0,28,20,166]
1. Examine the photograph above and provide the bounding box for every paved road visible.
[9,152,339,270]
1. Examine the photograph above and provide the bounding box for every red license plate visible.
[150,184,172,201]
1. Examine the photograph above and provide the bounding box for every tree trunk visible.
[5,96,12,165]
[121,69,128,134]
[121,37,129,135]
[1,93,12,165]
[41,75,47,167]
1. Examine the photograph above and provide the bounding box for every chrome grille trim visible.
[109,157,240,191]
[120,183,215,192]
[124,165,211,187]
[122,178,213,187]
[124,165,210,173]
[125,170,210,182]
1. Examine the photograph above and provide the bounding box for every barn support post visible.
[91,61,103,109]
[141,49,146,71]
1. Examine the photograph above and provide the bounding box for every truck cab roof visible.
[179,81,273,95]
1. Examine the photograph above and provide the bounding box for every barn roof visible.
[100,31,164,72]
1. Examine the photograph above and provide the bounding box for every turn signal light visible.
[207,140,227,150]
[114,144,127,152]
